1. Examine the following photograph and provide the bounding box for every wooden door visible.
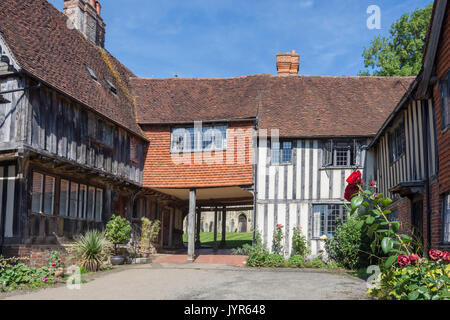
[162,210,170,247]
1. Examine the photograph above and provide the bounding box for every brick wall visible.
[141,121,254,188]
[2,245,78,268]
[433,3,450,195]
[389,197,412,235]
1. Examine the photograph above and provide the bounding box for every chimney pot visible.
[95,1,102,16]
[276,50,300,75]
[89,0,96,8]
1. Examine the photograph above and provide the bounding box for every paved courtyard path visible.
[3,263,369,300]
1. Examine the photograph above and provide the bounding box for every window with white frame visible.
[440,70,450,130]
[171,125,227,152]
[312,204,347,238]
[95,188,103,222]
[87,186,95,221]
[389,122,406,163]
[59,179,70,217]
[31,172,56,215]
[322,140,362,167]
[79,184,87,219]
[443,194,450,244]
[271,141,292,165]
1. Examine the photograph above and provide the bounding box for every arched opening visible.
[238,214,247,233]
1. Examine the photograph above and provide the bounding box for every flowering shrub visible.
[47,251,65,270]
[292,226,310,257]
[272,224,284,255]
[0,257,55,292]
[343,170,450,300]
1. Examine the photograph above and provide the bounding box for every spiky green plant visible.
[73,230,110,272]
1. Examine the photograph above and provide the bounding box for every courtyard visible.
[2,263,368,300]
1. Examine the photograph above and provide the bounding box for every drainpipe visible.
[252,119,258,244]
[422,100,432,251]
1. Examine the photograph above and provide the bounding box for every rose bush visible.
[341,170,450,300]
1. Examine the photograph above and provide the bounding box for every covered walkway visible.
[152,249,247,267]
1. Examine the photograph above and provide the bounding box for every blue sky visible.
[49,0,432,78]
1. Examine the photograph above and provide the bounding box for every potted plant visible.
[105,215,132,265]
[72,230,109,272]
[139,218,161,257]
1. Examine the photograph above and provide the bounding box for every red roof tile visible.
[132,75,414,137]
[0,0,145,139]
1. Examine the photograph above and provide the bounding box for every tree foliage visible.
[360,3,433,76]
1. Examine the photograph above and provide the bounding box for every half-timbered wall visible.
[255,138,368,257]
[374,99,437,199]
[24,83,146,185]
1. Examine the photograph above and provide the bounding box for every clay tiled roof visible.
[131,75,269,123]
[132,75,414,137]
[0,0,145,139]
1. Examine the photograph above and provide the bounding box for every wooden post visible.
[187,189,196,262]
[213,207,218,251]
[195,207,201,248]
[220,206,226,248]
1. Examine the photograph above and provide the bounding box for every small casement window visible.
[79,184,87,219]
[104,78,117,95]
[389,122,406,163]
[312,204,347,238]
[95,188,103,222]
[271,141,292,165]
[69,182,79,218]
[31,172,44,214]
[85,65,98,81]
[443,194,450,244]
[59,179,70,217]
[171,125,228,153]
[439,71,450,129]
[322,140,362,167]
[87,186,96,221]
[31,172,56,215]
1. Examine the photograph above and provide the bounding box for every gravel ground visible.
[2,263,369,300]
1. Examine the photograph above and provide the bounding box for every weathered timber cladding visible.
[25,85,144,185]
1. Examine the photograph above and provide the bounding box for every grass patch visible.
[183,232,252,248]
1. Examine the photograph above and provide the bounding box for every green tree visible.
[359,3,433,76]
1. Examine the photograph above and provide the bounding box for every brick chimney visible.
[63,0,106,48]
[276,50,300,75]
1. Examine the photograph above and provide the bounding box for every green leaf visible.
[385,255,397,268]
[408,291,420,300]
[381,237,394,254]
[400,234,412,241]
[390,221,400,233]
[351,196,364,209]
[362,201,370,208]
[382,199,393,207]
[366,215,375,225]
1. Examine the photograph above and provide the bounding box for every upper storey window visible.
[171,125,228,153]
[389,122,406,163]
[271,141,292,165]
[322,139,363,168]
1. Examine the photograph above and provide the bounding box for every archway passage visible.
[238,214,248,233]
[154,186,254,262]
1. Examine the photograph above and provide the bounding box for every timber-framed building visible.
[0,0,448,264]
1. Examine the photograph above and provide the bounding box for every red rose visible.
[370,180,377,187]
[409,254,420,265]
[397,254,411,267]
[344,184,359,202]
[346,171,362,185]
[277,224,283,229]
[429,249,444,261]
[443,252,450,262]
